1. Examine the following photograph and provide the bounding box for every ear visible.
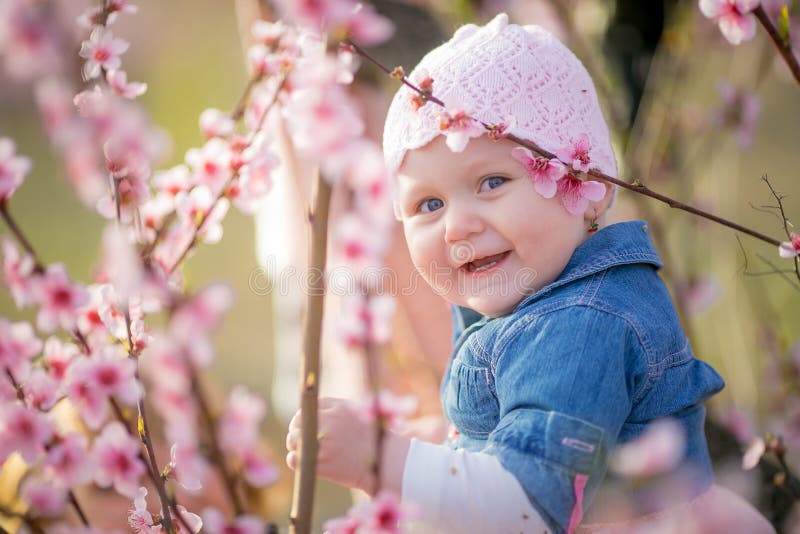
[584,182,616,222]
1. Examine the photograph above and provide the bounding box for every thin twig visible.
[761,175,800,283]
[753,5,800,86]
[0,202,44,273]
[347,41,785,250]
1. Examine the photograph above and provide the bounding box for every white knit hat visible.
[382,13,617,180]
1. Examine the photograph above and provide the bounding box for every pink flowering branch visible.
[0,201,44,273]
[761,176,800,282]
[166,74,287,275]
[753,5,800,86]
[346,41,786,251]
[289,168,331,534]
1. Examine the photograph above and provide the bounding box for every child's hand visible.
[285,397,410,495]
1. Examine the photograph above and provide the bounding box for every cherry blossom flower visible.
[742,436,766,470]
[153,164,192,198]
[79,27,130,79]
[345,2,395,46]
[714,81,761,149]
[779,232,800,258]
[173,506,203,534]
[43,336,79,382]
[332,213,389,280]
[233,131,279,214]
[0,318,41,378]
[44,433,94,487]
[610,419,686,478]
[337,293,395,348]
[699,0,761,45]
[33,262,90,333]
[555,133,593,172]
[107,69,147,99]
[1,1,63,81]
[351,390,418,432]
[240,445,279,487]
[437,109,485,153]
[199,108,236,139]
[2,236,36,308]
[0,402,54,464]
[0,136,32,201]
[128,487,160,534]
[185,138,234,193]
[251,19,288,46]
[77,0,137,28]
[170,282,234,344]
[218,386,266,454]
[24,367,59,411]
[87,345,142,406]
[174,185,230,244]
[679,275,722,316]
[511,147,567,198]
[20,476,68,517]
[166,437,209,492]
[91,421,147,498]
[202,507,264,534]
[327,491,409,534]
[65,358,112,429]
[556,174,606,216]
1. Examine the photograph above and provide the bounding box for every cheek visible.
[403,225,446,281]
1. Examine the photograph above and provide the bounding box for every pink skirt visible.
[576,484,775,534]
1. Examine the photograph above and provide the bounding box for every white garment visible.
[401,439,549,533]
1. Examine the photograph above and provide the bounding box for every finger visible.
[286,429,299,452]
[286,451,297,470]
[288,410,302,431]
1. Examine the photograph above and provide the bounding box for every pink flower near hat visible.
[383,13,617,182]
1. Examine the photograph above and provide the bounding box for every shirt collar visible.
[513,220,662,311]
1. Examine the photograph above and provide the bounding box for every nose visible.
[444,203,484,244]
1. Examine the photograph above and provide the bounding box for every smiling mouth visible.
[463,251,511,273]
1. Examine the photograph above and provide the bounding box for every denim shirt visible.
[442,220,725,533]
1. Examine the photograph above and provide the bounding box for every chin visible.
[468,298,522,318]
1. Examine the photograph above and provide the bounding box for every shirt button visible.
[642,224,648,232]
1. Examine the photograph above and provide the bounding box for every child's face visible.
[396,135,593,317]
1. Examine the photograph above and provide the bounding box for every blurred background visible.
[1,0,799,530]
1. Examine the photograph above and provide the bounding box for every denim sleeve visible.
[483,306,639,534]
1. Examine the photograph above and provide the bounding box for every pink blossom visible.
[153,164,192,198]
[34,78,75,144]
[43,336,79,382]
[166,437,209,492]
[233,132,279,214]
[44,433,94,487]
[511,147,567,198]
[65,358,111,429]
[128,487,160,534]
[185,138,234,193]
[0,402,54,464]
[218,386,266,454]
[1,1,63,81]
[240,445,279,487]
[24,367,59,411]
[199,108,235,139]
[437,109,485,153]
[720,406,756,444]
[170,282,234,343]
[33,263,90,333]
[2,236,36,307]
[332,213,389,279]
[0,318,42,377]
[779,232,800,258]
[248,43,286,77]
[0,137,32,201]
[714,81,761,148]
[346,141,394,228]
[556,174,606,216]
[345,2,395,46]
[337,293,395,347]
[251,19,288,45]
[352,390,418,432]
[107,69,147,99]
[91,421,147,498]
[699,0,761,45]
[88,345,142,406]
[175,185,230,245]
[742,437,766,470]
[323,514,362,534]
[555,133,593,172]
[79,27,130,79]
[201,507,264,534]
[20,476,68,517]
[173,506,203,534]
[610,419,686,478]
[679,275,722,316]
[76,1,137,28]
[342,491,408,534]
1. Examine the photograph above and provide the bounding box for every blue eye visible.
[418,198,444,213]
[480,176,507,192]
